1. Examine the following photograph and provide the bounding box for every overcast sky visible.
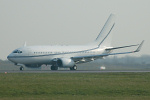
[0,0,150,60]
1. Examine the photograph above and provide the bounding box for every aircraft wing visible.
[72,40,144,64]
[105,44,139,51]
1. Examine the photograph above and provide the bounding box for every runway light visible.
[100,66,106,70]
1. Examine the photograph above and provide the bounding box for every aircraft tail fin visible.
[95,14,116,47]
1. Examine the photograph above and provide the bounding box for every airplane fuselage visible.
[7,45,108,66]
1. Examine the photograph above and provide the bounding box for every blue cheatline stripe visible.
[8,46,100,58]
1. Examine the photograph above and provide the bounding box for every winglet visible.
[135,40,144,52]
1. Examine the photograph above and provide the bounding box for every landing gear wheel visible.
[51,66,58,70]
[20,66,24,71]
[70,65,77,70]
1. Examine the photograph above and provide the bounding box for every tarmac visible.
[0,70,150,73]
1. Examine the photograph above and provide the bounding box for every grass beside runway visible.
[0,73,150,100]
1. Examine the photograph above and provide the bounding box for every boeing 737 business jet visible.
[7,14,144,70]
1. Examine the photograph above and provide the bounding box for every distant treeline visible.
[91,55,150,70]
[98,55,150,67]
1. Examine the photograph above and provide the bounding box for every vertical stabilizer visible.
[95,14,116,47]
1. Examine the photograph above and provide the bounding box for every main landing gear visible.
[51,66,58,70]
[70,65,77,70]
[20,66,24,71]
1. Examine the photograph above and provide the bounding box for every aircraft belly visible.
[14,56,53,65]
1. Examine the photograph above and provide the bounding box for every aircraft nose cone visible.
[7,54,13,62]
[7,55,11,61]
[7,54,18,64]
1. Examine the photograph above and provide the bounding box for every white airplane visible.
[7,14,144,71]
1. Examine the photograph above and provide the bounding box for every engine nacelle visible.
[56,58,75,68]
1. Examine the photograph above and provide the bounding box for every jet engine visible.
[56,58,75,68]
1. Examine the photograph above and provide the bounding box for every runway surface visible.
[0,70,150,73]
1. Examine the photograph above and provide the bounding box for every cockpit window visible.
[18,51,22,53]
[13,50,18,53]
[13,50,22,53]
